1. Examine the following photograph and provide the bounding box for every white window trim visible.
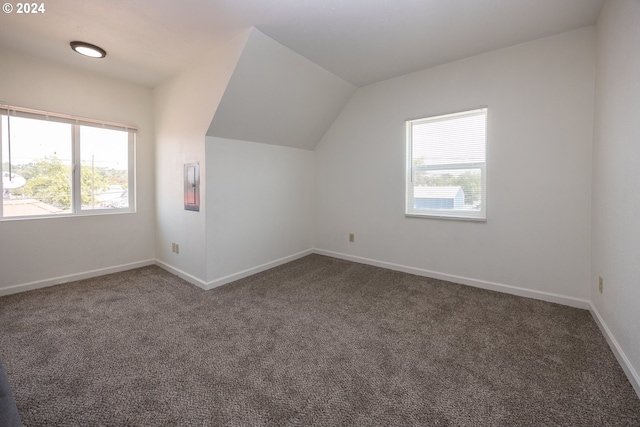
[0,104,137,220]
[405,107,487,221]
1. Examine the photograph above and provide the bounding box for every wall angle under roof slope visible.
[206,28,356,150]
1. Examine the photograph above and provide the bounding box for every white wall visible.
[205,137,314,286]
[0,46,155,293]
[203,29,339,287]
[315,27,595,305]
[153,31,249,285]
[592,0,640,394]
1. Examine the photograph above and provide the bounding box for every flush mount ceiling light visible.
[70,41,106,58]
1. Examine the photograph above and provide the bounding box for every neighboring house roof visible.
[413,186,463,199]
[3,199,65,216]
[95,186,127,203]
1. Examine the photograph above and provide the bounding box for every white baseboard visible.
[0,259,156,297]
[203,249,314,290]
[154,259,208,290]
[589,303,640,399]
[0,249,592,311]
[154,249,314,291]
[1,249,314,297]
[313,249,591,310]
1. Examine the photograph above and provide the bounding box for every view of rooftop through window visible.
[1,112,133,218]
[406,108,487,220]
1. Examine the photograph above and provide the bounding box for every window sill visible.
[405,212,486,222]
[0,209,136,222]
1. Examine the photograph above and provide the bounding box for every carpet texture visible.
[0,254,639,426]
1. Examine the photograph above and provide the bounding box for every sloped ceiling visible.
[206,28,356,150]
[0,1,605,88]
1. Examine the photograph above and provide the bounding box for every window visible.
[406,107,487,220]
[1,105,136,219]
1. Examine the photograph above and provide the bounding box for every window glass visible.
[406,108,487,220]
[2,116,72,217]
[1,108,135,219]
[80,126,130,210]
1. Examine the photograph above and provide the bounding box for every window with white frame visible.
[406,107,487,220]
[1,105,136,219]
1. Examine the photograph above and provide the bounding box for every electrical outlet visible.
[349,233,355,243]
[599,276,603,294]
[175,244,179,254]
[171,243,176,253]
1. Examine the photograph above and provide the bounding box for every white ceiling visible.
[207,29,356,150]
[0,0,604,88]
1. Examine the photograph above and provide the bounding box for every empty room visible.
[1,0,639,425]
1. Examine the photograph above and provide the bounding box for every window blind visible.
[406,107,487,220]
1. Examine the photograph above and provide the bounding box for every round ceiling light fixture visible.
[70,41,106,58]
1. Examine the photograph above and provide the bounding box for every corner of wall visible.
[153,30,251,284]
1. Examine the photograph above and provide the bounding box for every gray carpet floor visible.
[0,254,639,426]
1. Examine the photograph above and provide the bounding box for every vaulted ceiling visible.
[0,0,604,88]
[206,29,356,150]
